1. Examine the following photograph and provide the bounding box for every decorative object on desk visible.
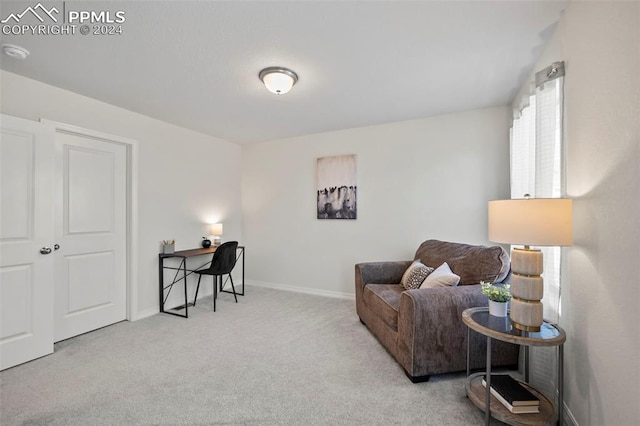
[162,240,175,254]
[488,197,573,331]
[316,154,357,220]
[481,374,540,414]
[210,223,223,247]
[481,281,510,317]
[201,237,211,248]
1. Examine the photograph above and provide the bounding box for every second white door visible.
[0,114,54,370]
[53,130,127,342]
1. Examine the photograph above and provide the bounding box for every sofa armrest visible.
[397,285,488,377]
[355,261,411,320]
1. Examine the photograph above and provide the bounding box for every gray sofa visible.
[355,239,519,382]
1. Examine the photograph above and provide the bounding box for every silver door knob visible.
[40,247,52,255]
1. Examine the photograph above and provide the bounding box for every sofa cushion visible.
[363,284,403,330]
[420,262,460,288]
[400,260,434,290]
[414,240,510,285]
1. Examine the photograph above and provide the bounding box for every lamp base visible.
[512,322,541,332]
[510,297,544,331]
[509,247,544,331]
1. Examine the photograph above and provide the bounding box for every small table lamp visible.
[211,223,223,247]
[488,198,572,331]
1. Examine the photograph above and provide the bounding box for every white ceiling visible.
[0,1,567,144]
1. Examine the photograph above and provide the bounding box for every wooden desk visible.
[158,246,245,318]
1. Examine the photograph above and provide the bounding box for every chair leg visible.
[228,274,238,303]
[213,275,217,312]
[193,274,202,306]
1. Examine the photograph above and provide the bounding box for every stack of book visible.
[481,374,540,414]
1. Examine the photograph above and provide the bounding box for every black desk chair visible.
[193,241,239,311]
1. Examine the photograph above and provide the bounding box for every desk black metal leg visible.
[159,256,164,313]
[194,275,202,306]
[485,336,491,426]
[229,274,238,303]
[183,259,188,318]
[242,247,245,295]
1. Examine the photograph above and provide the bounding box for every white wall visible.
[242,106,511,296]
[518,2,640,424]
[0,70,243,318]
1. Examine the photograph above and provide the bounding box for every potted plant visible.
[480,281,511,317]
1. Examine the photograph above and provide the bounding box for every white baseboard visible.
[130,307,158,321]
[129,286,216,321]
[132,281,353,319]
[247,280,355,300]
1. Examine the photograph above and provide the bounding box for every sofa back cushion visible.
[414,240,510,285]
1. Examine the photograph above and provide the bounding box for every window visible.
[510,61,565,401]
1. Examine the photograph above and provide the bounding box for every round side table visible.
[462,307,566,426]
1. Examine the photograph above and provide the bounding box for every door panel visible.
[0,114,54,370]
[0,134,33,240]
[1,265,34,340]
[54,131,127,342]
[66,251,114,314]
[67,147,114,234]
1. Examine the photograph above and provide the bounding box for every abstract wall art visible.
[316,154,357,220]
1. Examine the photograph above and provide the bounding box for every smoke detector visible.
[2,44,29,60]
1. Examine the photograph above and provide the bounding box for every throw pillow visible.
[400,260,434,290]
[420,262,460,288]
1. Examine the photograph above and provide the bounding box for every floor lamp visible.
[488,198,573,331]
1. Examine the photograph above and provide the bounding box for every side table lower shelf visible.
[465,373,555,426]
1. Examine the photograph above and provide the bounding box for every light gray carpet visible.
[1,286,503,425]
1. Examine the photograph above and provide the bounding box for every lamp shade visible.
[488,198,573,246]
[210,223,223,236]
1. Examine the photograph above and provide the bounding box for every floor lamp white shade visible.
[488,198,572,331]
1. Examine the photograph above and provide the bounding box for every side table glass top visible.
[463,307,566,346]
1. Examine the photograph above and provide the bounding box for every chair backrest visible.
[205,241,239,275]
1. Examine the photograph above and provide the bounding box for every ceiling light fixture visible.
[259,67,298,95]
[2,44,29,60]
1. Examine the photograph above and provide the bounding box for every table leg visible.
[159,256,164,314]
[183,258,188,318]
[486,336,491,426]
[524,343,530,382]
[466,327,470,377]
[558,343,564,426]
[242,247,245,295]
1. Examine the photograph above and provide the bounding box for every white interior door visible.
[0,114,54,370]
[53,130,127,342]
